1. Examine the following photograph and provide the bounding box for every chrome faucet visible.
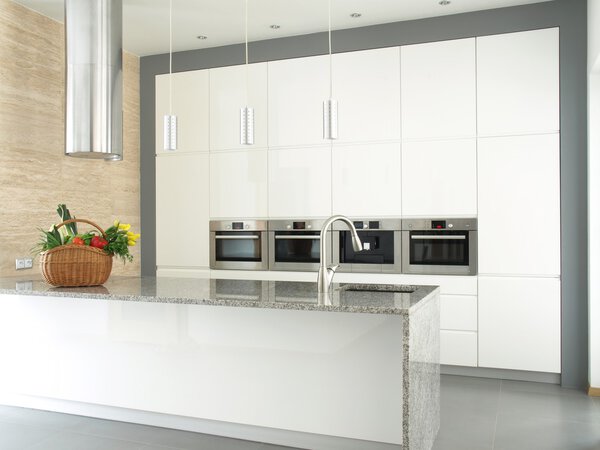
[317,215,363,293]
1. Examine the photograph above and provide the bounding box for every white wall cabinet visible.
[332,48,401,143]
[209,63,268,151]
[401,38,476,140]
[156,154,209,268]
[478,134,560,276]
[332,143,401,217]
[155,71,209,154]
[268,146,331,218]
[478,276,561,373]
[477,28,559,136]
[268,56,329,148]
[402,138,477,217]
[210,150,268,219]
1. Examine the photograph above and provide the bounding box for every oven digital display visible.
[431,220,446,229]
[353,221,364,229]
[369,221,380,229]
[293,222,305,230]
[232,222,244,230]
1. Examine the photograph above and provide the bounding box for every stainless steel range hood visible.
[65,0,123,161]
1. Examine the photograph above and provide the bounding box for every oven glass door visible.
[340,230,395,264]
[215,232,262,262]
[274,232,320,263]
[409,231,469,266]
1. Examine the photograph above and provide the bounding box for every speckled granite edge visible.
[0,278,440,316]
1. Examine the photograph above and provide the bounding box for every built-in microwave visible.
[332,219,402,273]
[268,219,332,271]
[401,218,477,276]
[209,220,268,270]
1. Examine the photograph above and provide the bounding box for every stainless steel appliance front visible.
[401,218,477,276]
[332,219,402,273]
[210,220,268,270]
[268,219,331,271]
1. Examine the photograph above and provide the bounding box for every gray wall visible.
[140,0,588,388]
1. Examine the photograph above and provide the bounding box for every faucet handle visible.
[328,264,340,274]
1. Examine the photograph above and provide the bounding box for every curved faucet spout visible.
[317,215,363,293]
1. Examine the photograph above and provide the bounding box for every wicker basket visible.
[40,219,113,287]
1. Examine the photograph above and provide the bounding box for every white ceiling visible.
[14,0,551,56]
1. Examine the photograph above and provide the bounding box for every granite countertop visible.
[0,276,439,316]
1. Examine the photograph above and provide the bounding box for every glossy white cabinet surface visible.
[268,146,332,218]
[209,63,268,151]
[0,295,406,445]
[477,28,559,136]
[155,71,209,154]
[332,48,401,143]
[268,55,329,148]
[440,295,477,331]
[401,38,476,140]
[441,330,477,367]
[210,149,268,219]
[332,143,401,217]
[478,276,561,373]
[156,154,209,268]
[478,134,560,276]
[402,138,477,217]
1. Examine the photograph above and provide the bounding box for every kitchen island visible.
[0,276,440,450]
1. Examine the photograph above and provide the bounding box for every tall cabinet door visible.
[402,139,477,217]
[478,134,560,276]
[479,276,561,373]
[156,154,209,268]
[332,143,401,217]
[477,28,559,136]
[155,71,209,154]
[268,146,331,218]
[401,38,476,140]
[209,63,268,151]
[268,56,329,148]
[332,47,401,143]
[210,150,268,219]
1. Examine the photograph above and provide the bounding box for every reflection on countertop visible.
[0,275,438,316]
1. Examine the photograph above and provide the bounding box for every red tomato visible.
[90,236,108,249]
[73,237,84,245]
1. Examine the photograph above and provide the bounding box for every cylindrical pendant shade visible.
[240,107,255,145]
[323,98,338,140]
[65,0,123,160]
[163,115,178,151]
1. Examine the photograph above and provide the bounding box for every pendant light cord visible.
[245,0,249,103]
[328,0,332,98]
[169,0,173,115]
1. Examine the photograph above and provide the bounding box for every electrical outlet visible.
[15,258,33,270]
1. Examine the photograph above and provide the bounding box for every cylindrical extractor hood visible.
[65,0,123,161]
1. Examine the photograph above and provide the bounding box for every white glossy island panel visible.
[0,278,440,450]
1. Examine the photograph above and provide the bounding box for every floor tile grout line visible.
[490,379,503,450]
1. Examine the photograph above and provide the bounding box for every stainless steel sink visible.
[338,284,416,294]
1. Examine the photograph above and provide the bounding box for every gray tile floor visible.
[0,375,598,450]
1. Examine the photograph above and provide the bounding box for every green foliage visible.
[34,205,137,265]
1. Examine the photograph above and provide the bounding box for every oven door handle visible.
[410,235,466,240]
[274,235,320,240]
[215,235,260,240]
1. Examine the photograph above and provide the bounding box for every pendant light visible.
[240,0,254,145]
[65,0,123,160]
[163,0,178,151]
[323,0,338,140]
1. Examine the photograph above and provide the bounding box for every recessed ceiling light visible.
[270,24,281,30]
[439,0,451,5]
[350,12,362,18]
[196,35,208,40]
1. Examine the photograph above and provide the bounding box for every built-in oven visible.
[268,220,331,271]
[209,220,268,270]
[332,219,402,273]
[401,218,477,275]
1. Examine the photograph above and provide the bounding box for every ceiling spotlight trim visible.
[350,12,362,18]
[196,35,208,40]
[270,24,281,29]
[439,0,451,5]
